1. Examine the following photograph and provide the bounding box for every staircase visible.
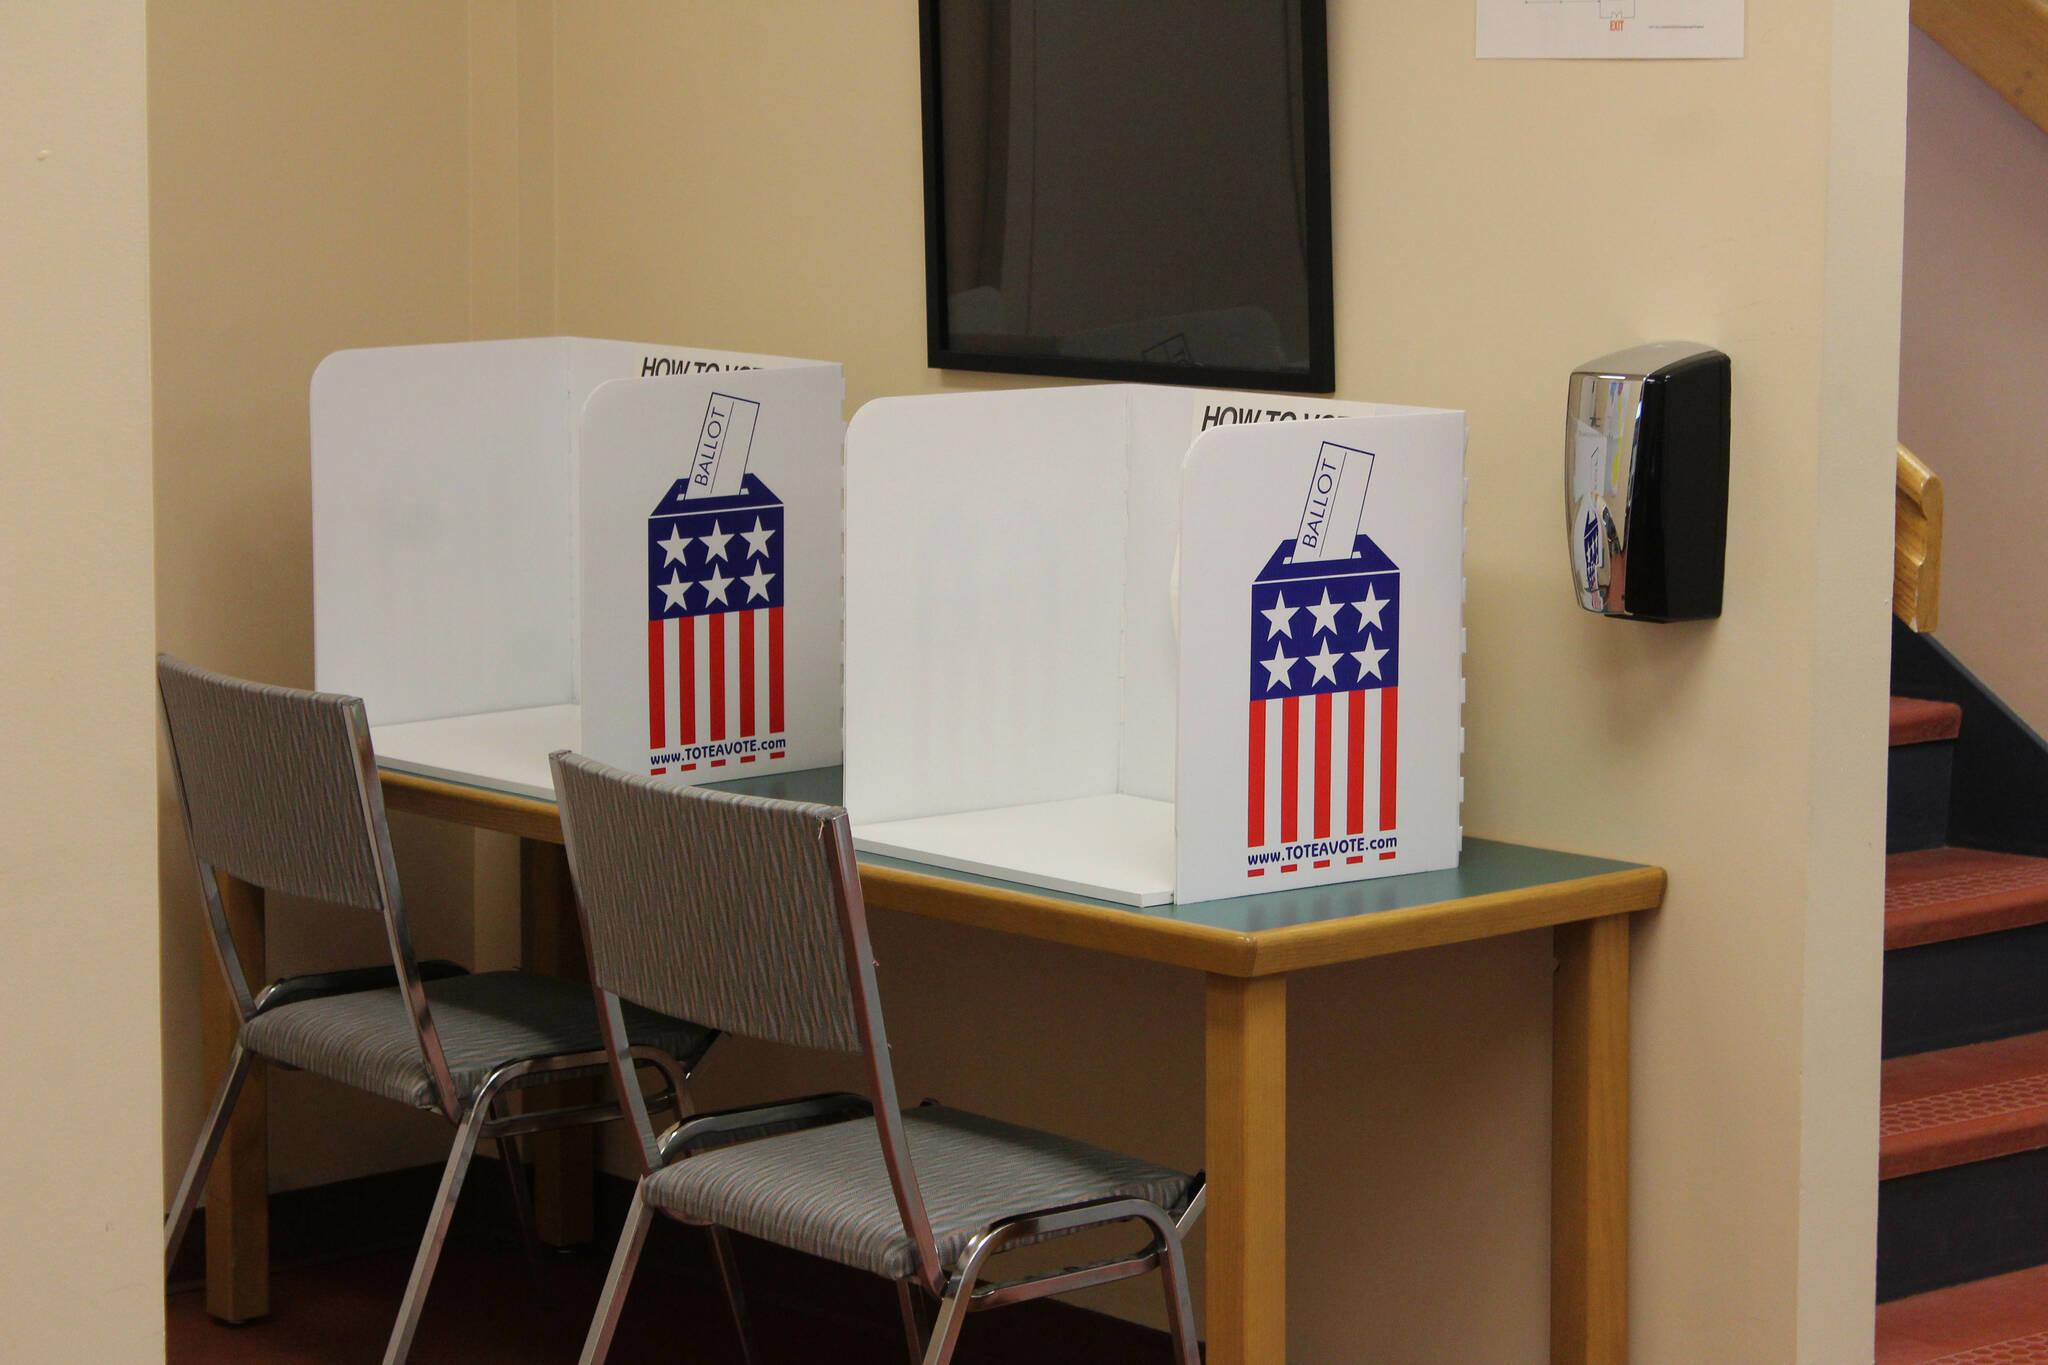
[1876,598,2048,1357]
[1912,0,2048,141]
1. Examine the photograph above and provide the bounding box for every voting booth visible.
[312,337,844,796]
[844,385,1466,906]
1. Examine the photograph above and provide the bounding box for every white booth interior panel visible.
[370,703,580,802]
[843,386,1133,824]
[853,793,1175,908]
[314,339,578,725]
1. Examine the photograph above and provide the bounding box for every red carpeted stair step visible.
[1894,697,1964,747]
[1887,848,2048,951]
[1879,1264,2048,1364]
[1883,1031,2048,1180]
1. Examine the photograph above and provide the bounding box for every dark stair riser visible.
[1884,919,2048,1059]
[1888,739,1957,854]
[1879,1144,2048,1302]
[1875,630,2048,1329]
[1892,618,2048,862]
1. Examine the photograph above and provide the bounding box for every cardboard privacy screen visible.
[1176,416,1466,902]
[312,337,843,796]
[578,372,842,784]
[844,384,1465,906]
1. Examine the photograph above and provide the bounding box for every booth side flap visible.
[1175,410,1467,903]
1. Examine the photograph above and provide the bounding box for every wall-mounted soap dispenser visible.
[1566,342,1730,622]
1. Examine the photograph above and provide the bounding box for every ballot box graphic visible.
[1245,532,1401,880]
[645,474,786,774]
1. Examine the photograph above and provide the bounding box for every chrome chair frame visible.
[157,658,708,1365]
[554,754,1205,1365]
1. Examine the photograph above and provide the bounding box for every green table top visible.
[706,765,1649,938]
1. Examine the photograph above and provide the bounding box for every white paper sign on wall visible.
[1476,0,1744,60]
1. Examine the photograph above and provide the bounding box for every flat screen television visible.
[920,0,1334,393]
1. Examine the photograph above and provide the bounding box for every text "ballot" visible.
[687,392,760,499]
[1294,441,1375,562]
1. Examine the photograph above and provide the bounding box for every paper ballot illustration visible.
[685,392,760,499]
[645,459,787,774]
[1246,443,1401,878]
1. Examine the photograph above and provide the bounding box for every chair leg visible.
[579,1183,655,1365]
[381,1103,489,1365]
[1154,1231,1202,1365]
[164,1042,255,1276]
[496,1128,547,1294]
[919,1280,971,1365]
[708,1225,759,1365]
[894,1279,931,1365]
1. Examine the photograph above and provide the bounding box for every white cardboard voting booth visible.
[312,337,844,797]
[844,385,1466,906]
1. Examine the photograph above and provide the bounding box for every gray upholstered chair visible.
[157,657,719,1365]
[551,750,1205,1365]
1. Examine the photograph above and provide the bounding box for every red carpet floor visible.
[167,1232,1182,1364]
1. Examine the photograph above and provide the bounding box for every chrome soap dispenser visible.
[1566,342,1730,622]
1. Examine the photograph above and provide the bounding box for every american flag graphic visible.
[1246,534,1400,878]
[646,474,786,774]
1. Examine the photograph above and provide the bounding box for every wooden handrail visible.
[1914,0,2048,139]
[1897,444,1944,634]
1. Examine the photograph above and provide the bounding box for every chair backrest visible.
[157,655,460,1115]
[157,655,390,911]
[553,751,945,1286]
[551,751,865,1053]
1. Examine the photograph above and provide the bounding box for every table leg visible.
[1205,972,1287,1365]
[1552,913,1630,1365]
[202,872,268,1322]
[519,837,595,1246]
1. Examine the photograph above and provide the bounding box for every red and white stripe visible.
[646,606,785,773]
[1246,686,1398,876]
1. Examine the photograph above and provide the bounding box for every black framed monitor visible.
[919,0,1335,393]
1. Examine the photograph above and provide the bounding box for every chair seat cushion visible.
[241,970,714,1110]
[640,1104,1194,1281]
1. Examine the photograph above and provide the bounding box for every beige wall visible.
[1898,30,2048,726]
[150,0,556,1194]
[1,4,163,1361]
[143,1,1905,1359]
[552,3,1904,1360]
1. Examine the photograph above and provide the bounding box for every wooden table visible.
[203,763,1661,1364]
